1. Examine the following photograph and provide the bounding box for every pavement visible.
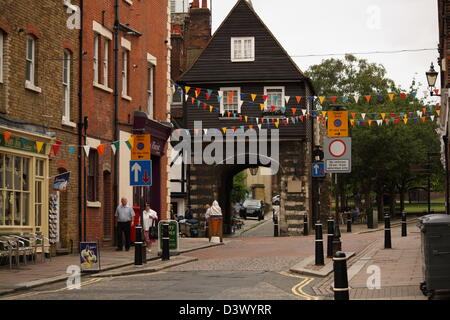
[0,237,222,296]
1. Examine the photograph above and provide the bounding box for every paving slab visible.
[290,252,355,277]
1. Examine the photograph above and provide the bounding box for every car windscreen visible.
[244,200,260,207]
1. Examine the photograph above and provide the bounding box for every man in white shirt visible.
[115,197,135,251]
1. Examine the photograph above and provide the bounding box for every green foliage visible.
[306,55,444,202]
[231,171,249,204]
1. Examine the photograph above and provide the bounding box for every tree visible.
[231,171,248,204]
[306,55,443,218]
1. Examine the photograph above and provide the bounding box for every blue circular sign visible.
[334,119,342,127]
[137,143,145,150]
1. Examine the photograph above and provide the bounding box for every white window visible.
[26,35,36,83]
[122,50,129,97]
[264,86,285,112]
[147,63,154,118]
[0,31,4,83]
[231,37,254,62]
[62,50,71,122]
[103,39,109,87]
[93,33,99,83]
[220,87,241,114]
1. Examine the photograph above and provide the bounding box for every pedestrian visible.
[234,202,241,215]
[142,203,158,253]
[204,204,211,236]
[185,205,193,220]
[115,197,135,251]
[210,200,222,216]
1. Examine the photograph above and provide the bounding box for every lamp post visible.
[426,63,441,97]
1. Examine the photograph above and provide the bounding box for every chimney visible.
[192,0,199,8]
[202,0,207,8]
[185,0,211,70]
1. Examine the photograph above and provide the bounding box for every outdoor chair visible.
[30,233,51,262]
[0,237,14,269]
[11,235,37,264]
[0,236,23,268]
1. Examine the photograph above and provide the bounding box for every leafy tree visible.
[306,55,443,218]
[231,171,249,204]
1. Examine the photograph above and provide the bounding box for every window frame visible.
[264,86,285,112]
[0,31,4,83]
[147,63,155,118]
[93,33,99,83]
[26,35,36,84]
[62,50,71,123]
[87,149,98,202]
[103,39,109,87]
[121,49,129,97]
[231,37,255,62]
[220,87,241,114]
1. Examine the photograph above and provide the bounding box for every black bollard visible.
[315,223,324,266]
[333,251,350,300]
[327,218,334,258]
[401,212,407,237]
[384,214,392,249]
[346,218,352,233]
[303,212,308,236]
[332,224,342,256]
[161,222,170,261]
[134,225,143,266]
[274,214,279,237]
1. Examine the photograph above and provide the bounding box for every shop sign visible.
[0,135,46,154]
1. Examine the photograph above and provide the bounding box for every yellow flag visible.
[350,119,355,126]
[388,93,395,101]
[251,94,257,102]
[222,128,227,134]
[368,120,373,126]
[209,106,213,112]
[185,86,191,94]
[403,118,408,124]
[437,110,441,116]
[36,141,44,153]
[260,104,265,111]
[319,96,325,104]
[322,111,327,117]
[245,116,248,122]
[127,137,135,148]
[275,122,279,128]
[381,113,386,120]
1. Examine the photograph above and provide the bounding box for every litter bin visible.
[418,214,450,299]
[208,216,223,243]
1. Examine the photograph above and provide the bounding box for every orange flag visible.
[350,120,355,127]
[296,96,302,104]
[351,113,356,119]
[3,131,12,143]
[365,95,371,103]
[97,144,105,156]
[292,108,297,115]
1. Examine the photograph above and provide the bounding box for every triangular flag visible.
[354,94,360,103]
[126,137,134,150]
[434,89,440,95]
[83,146,90,157]
[361,113,366,120]
[437,110,441,116]
[111,141,119,155]
[296,96,302,104]
[52,141,62,156]
[251,94,257,102]
[319,96,325,104]
[285,96,290,104]
[388,93,395,101]
[365,95,371,103]
[36,141,44,153]
[377,120,382,126]
[292,108,297,115]
[260,104,265,111]
[245,116,248,123]
[403,118,408,124]
[68,145,76,156]
[262,95,268,102]
[195,88,201,98]
[3,131,12,143]
[209,106,213,112]
[275,121,279,128]
[351,113,356,119]
[350,119,355,127]
[240,93,247,100]
[342,96,349,103]
[222,128,227,134]
[97,144,105,156]
[381,113,386,120]
[431,115,435,121]
[184,94,189,102]
[258,124,262,130]
[184,86,191,94]
[368,120,373,126]
[302,109,307,116]
[331,96,337,104]
[421,117,426,122]
[400,93,406,100]
[322,111,327,117]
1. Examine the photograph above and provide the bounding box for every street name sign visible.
[129,160,152,186]
[327,111,349,137]
[131,134,151,160]
[324,137,351,173]
[312,162,326,177]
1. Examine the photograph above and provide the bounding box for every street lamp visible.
[426,63,441,96]
[249,167,258,176]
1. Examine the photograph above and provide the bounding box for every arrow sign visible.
[131,162,142,182]
[130,160,152,186]
[312,162,325,177]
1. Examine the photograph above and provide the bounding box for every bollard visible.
[327,218,334,258]
[303,212,308,236]
[161,222,170,261]
[332,224,342,256]
[384,214,392,249]
[346,218,352,233]
[274,214,279,237]
[134,225,143,266]
[315,223,324,266]
[401,212,407,237]
[333,251,350,300]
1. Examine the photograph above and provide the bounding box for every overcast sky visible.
[210,0,440,103]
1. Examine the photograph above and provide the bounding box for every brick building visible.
[0,0,81,252]
[81,0,172,246]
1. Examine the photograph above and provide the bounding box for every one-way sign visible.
[130,160,152,186]
[312,162,325,177]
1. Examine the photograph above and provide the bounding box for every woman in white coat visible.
[142,203,158,252]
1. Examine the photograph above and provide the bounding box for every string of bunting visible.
[1,131,136,158]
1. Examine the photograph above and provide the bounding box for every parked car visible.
[240,199,265,220]
[272,195,280,206]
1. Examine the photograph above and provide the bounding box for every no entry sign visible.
[324,137,351,173]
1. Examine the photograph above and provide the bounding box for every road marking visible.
[0,278,103,300]
[279,271,320,300]
[106,271,167,280]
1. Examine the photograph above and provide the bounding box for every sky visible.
[210,0,440,103]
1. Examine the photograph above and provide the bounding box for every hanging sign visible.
[131,134,151,160]
[327,111,349,137]
[53,172,70,191]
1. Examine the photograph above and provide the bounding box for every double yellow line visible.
[279,271,320,300]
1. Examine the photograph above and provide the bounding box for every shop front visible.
[0,126,53,239]
[132,111,172,219]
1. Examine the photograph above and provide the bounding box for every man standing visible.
[115,197,135,251]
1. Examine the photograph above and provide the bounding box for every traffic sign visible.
[324,137,351,173]
[131,134,151,160]
[312,162,326,177]
[327,111,349,137]
[129,160,152,186]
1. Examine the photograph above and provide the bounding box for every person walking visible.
[115,197,135,251]
[142,203,158,253]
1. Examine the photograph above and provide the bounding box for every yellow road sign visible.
[327,111,349,137]
[131,134,151,160]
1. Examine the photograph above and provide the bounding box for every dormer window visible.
[231,37,254,62]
